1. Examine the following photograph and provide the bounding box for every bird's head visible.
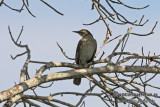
[73,29,91,37]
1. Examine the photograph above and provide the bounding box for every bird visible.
[73,29,97,85]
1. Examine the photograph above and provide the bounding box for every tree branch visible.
[1,65,160,102]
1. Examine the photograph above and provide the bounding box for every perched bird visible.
[73,29,97,85]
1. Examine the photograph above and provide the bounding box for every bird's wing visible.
[88,39,97,63]
[75,38,86,64]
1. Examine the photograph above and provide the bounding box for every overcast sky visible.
[0,0,160,106]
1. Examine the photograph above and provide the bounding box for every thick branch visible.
[0,65,160,102]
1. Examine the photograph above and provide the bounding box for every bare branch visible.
[30,60,49,64]
[131,21,158,36]
[76,85,96,106]
[23,95,74,107]
[11,51,27,60]
[22,0,36,17]
[85,75,141,107]
[108,28,132,63]
[56,42,75,60]
[25,0,29,7]
[92,0,112,36]
[99,51,105,60]
[3,94,23,107]
[5,26,32,106]
[51,91,100,97]
[117,0,149,10]
[8,26,31,82]
[95,33,121,58]
[16,26,24,43]
[0,0,4,6]
[83,16,101,26]
[24,99,40,107]
[1,65,160,103]
[3,3,24,12]
[39,82,54,88]
[40,0,63,16]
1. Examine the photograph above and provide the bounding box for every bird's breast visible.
[78,38,96,65]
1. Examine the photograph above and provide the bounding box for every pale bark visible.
[0,64,160,102]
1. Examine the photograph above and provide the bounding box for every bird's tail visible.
[73,78,81,86]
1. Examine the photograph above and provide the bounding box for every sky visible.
[0,0,160,106]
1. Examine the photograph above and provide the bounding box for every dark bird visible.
[73,29,97,85]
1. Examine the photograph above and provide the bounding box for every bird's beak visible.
[73,31,80,34]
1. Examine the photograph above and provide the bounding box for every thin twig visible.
[39,82,54,88]
[76,85,96,106]
[117,0,149,9]
[131,21,158,36]
[99,51,105,60]
[16,26,24,43]
[0,0,4,6]
[11,51,27,60]
[40,0,63,16]
[93,1,112,36]
[22,0,36,17]
[3,3,24,12]
[95,34,122,58]
[56,42,75,60]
